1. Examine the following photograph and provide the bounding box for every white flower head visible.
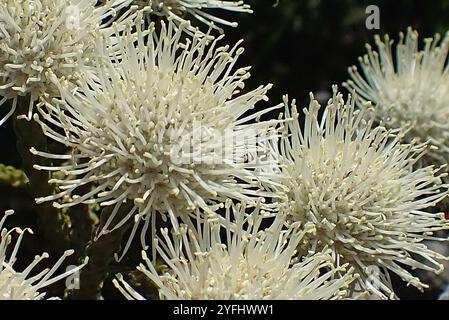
[33,16,282,260]
[278,86,449,299]
[113,200,356,300]
[0,0,134,125]
[345,27,449,167]
[0,210,87,300]
[137,0,252,33]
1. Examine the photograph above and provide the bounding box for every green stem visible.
[12,96,71,253]
[72,202,134,300]
[68,181,96,258]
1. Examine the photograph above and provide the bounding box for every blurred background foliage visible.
[1,0,449,300]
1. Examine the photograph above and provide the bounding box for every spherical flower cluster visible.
[33,16,282,259]
[113,201,356,300]
[0,0,133,125]
[345,28,449,167]
[0,210,87,300]
[137,0,252,33]
[278,86,449,299]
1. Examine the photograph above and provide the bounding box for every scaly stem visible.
[72,202,134,300]
[69,180,96,259]
[12,96,71,253]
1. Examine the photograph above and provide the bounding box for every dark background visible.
[1,0,449,300]
[227,0,449,108]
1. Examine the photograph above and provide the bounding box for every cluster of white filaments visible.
[33,16,282,258]
[113,201,356,300]
[137,0,252,32]
[278,86,449,299]
[0,0,134,125]
[345,28,449,167]
[0,210,87,300]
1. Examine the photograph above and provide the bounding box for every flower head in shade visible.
[137,0,252,33]
[0,0,133,125]
[345,28,449,167]
[0,210,87,300]
[33,16,282,259]
[113,201,356,300]
[278,86,449,299]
